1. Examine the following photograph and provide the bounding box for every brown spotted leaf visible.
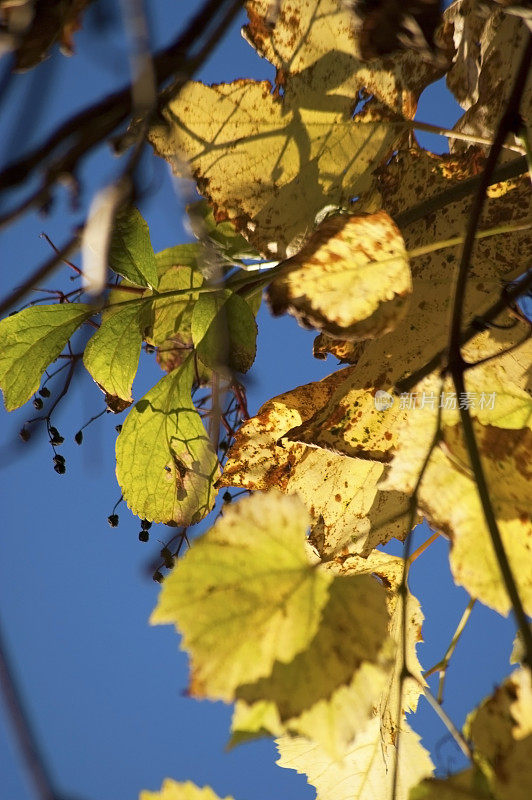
[288,148,532,457]
[244,0,451,116]
[267,211,411,341]
[218,372,410,557]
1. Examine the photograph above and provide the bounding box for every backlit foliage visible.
[0,1,531,799]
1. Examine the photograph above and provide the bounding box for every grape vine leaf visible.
[83,304,143,407]
[445,0,532,150]
[285,149,532,459]
[109,206,159,289]
[328,550,426,744]
[463,667,532,800]
[232,572,392,758]
[148,78,402,258]
[0,303,92,411]
[150,491,333,700]
[276,717,433,800]
[191,290,258,374]
[140,780,233,800]
[115,355,219,525]
[410,768,493,800]
[243,0,451,115]
[267,211,411,341]
[218,371,411,557]
[381,371,532,616]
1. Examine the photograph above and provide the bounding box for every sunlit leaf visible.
[218,371,410,557]
[187,200,262,264]
[464,668,532,800]
[191,290,257,374]
[267,211,411,341]
[244,0,450,115]
[0,303,92,411]
[232,573,392,758]
[109,206,159,289]
[150,491,332,701]
[409,768,493,800]
[140,779,233,800]
[445,0,532,150]
[83,304,142,406]
[381,371,532,616]
[276,717,434,800]
[148,80,402,258]
[115,355,219,524]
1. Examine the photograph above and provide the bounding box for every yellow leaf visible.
[244,0,449,116]
[276,717,433,800]
[445,0,532,151]
[267,212,411,341]
[218,372,410,557]
[381,372,532,616]
[151,491,332,701]
[148,80,401,258]
[232,573,391,758]
[140,779,233,800]
[464,668,532,800]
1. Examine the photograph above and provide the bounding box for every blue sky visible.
[0,2,519,799]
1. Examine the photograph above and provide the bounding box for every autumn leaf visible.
[140,780,233,800]
[267,211,411,341]
[328,550,426,744]
[244,0,450,115]
[115,355,219,525]
[0,303,93,411]
[410,768,493,800]
[445,0,532,150]
[276,717,433,800]
[464,668,532,800]
[381,370,532,616]
[218,371,411,557]
[288,148,532,459]
[150,491,332,700]
[232,573,392,758]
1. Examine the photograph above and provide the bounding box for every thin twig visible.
[420,683,473,761]
[0,618,58,800]
[424,597,476,704]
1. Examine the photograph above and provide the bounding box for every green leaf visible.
[109,206,158,289]
[409,769,493,800]
[187,200,262,263]
[83,304,142,406]
[151,491,332,701]
[0,304,92,411]
[191,290,257,373]
[115,355,219,524]
[156,244,201,276]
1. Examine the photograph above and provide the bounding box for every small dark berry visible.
[223,491,232,503]
[138,530,150,542]
[107,514,119,528]
[53,454,65,465]
[163,555,174,569]
[19,427,31,442]
[153,571,164,583]
[49,427,64,445]
[74,430,83,445]
[39,387,51,398]
[115,424,122,433]
[160,546,171,559]
[145,344,155,354]
[219,439,228,452]
[141,519,152,530]
[33,397,43,410]
[53,462,66,474]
